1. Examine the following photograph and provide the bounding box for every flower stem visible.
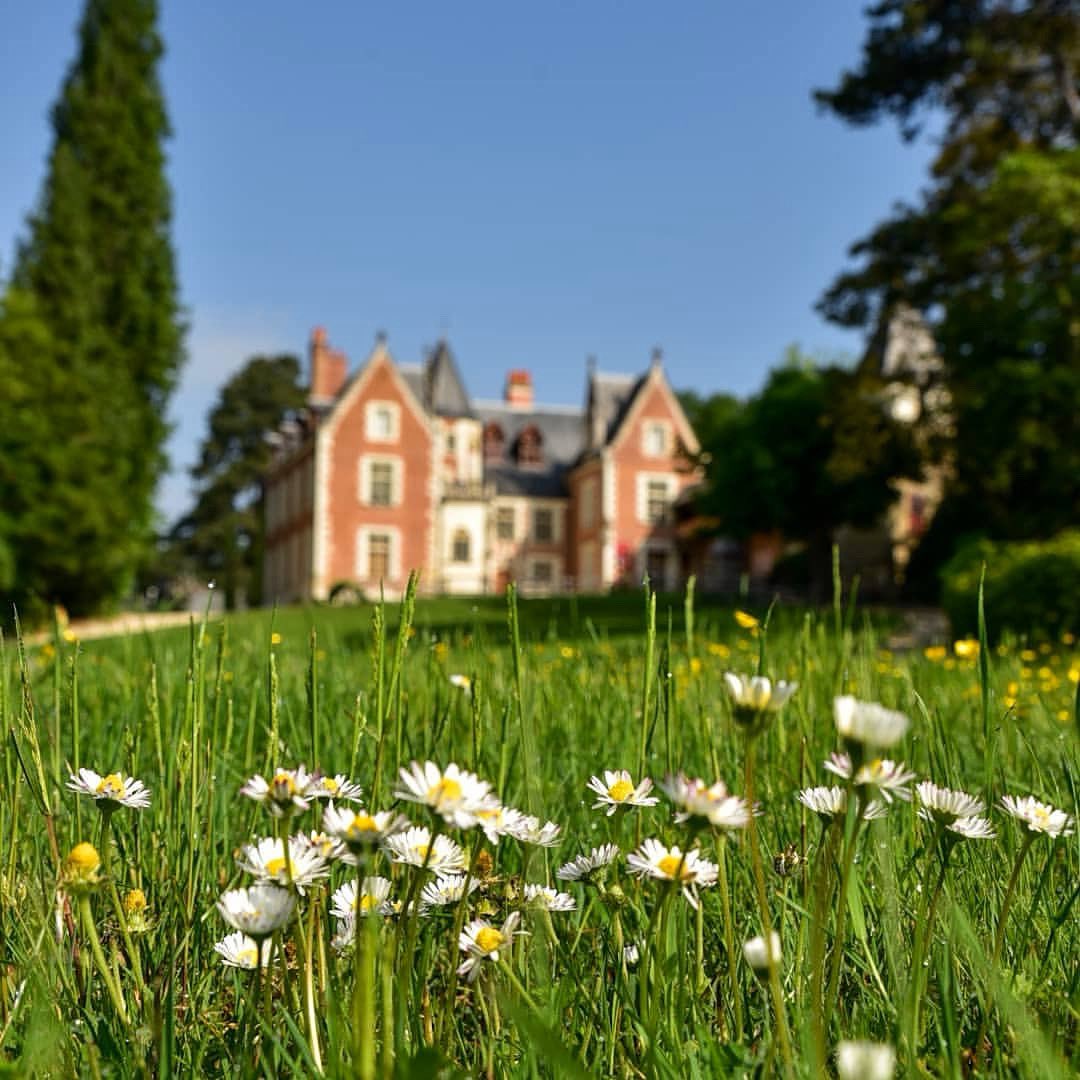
[714,834,742,1040]
[99,813,147,1002]
[744,742,794,1077]
[78,895,128,1025]
[823,794,865,1029]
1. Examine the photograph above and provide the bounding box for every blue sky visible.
[0,2,934,521]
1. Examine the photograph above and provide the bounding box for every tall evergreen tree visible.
[1,0,183,616]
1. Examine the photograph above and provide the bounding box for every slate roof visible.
[473,401,585,465]
[586,371,644,448]
[423,341,474,417]
[485,463,573,498]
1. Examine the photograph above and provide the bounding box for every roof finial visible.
[586,354,597,377]
[375,329,388,345]
[650,345,663,368]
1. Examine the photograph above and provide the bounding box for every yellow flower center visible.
[96,774,124,798]
[348,814,378,835]
[427,777,463,804]
[239,946,259,967]
[265,856,295,879]
[475,927,504,954]
[358,894,378,912]
[323,778,339,794]
[123,888,147,914]
[67,842,101,872]
[1034,807,1050,822]
[413,844,430,860]
[272,772,297,794]
[657,853,692,880]
[607,779,635,802]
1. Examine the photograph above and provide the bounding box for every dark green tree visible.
[169,355,306,609]
[816,1,1080,552]
[694,351,920,597]
[1,0,183,616]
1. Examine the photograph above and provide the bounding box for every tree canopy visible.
[0,0,183,619]
[816,1,1080,554]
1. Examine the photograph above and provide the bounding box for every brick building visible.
[263,328,703,601]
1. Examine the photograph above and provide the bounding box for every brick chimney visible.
[504,369,534,410]
[309,326,348,405]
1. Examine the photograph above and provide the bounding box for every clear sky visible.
[0,2,933,521]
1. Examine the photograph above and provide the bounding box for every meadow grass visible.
[0,582,1077,1077]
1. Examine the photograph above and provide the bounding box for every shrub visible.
[941,530,1080,641]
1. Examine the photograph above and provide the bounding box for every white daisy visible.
[308,774,364,802]
[449,674,472,695]
[947,815,997,840]
[236,835,330,893]
[67,769,151,810]
[556,844,621,882]
[723,673,798,733]
[457,911,522,982]
[474,803,529,845]
[330,877,393,920]
[1000,795,1075,839]
[510,816,562,847]
[660,773,752,829]
[213,931,275,970]
[383,827,467,874]
[586,771,659,815]
[915,782,995,839]
[239,767,316,817]
[797,785,889,822]
[524,884,576,912]
[297,829,348,863]
[216,884,296,939]
[626,839,718,909]
[742,931,782,974]
[834,696,909,749]
[835,1040,896,1080]
[824,753,915,802]
[420,874,481,911]
[394,761,496,828]
[322,803,410,858]
[331,916,358,952]
[623,943,641,968]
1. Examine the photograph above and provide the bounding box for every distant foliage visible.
[941,531,1080,641]
[0,0,183,619]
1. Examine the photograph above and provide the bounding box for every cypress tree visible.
[1,0,184,616]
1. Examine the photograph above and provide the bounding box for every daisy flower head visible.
[62,842,102,894]
[122,888,152,933]
[308,773,363,802]
[240,766,316,818]
[474,803,529,845]
[236,835,330,892]
[216,884,296,940]
[1000,795,1075,839]
[661,773,752,830]
[586,770,658,816]
[834,696,909,750]
[626,839,718,909]
[394,761,495,828]
[742,931,782,976]
[510,816,562,848]
[723,673,798,735]
[835,1040,896,1080]
[824,753,914,803]
[524,884,576,912]
[420,874,481,911]
[214,931,275,970]
[323,802,410,857]
[915,782,995,839]
[298,829,348,863]
[556,843,621,883]
[457,911,522,983]
[68,769,151,811]
[797,785,889,822]
[449,673,472,695]
[330,876,393,920]
[383,827,467,874]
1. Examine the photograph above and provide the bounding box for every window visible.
[446,432,457,452]
[531,560,553,586]
[365,401,400,442]
[496,507,515,541]
[483,422,505,462]
[451,529,471,563]
[369,462,394,506]
[533,507,554,543]
[368,533,391,581]
[646,480,670,525]
[645,547,668,587]
[643,421,668,458]
[516,425,543,466]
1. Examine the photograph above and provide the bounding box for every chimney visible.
[309,326,348,405]
[505,369,534,410]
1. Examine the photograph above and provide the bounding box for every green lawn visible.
[2,586,1077,1076]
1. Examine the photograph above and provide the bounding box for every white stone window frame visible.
[641,419,672,459]
[636,472,676,526]
[531,503,562,544]
[494,505,516,542]
[365,400,401,443]
[449,527,472,564]
[529,557,556,586]
[359,454,403,507]
[357,526,402,584]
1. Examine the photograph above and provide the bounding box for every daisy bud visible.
[63,842,102,893]
[742,931,781,977]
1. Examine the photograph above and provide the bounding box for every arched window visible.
[483,422,505,461]
[451,528,471,563]
[516,424,543,466]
